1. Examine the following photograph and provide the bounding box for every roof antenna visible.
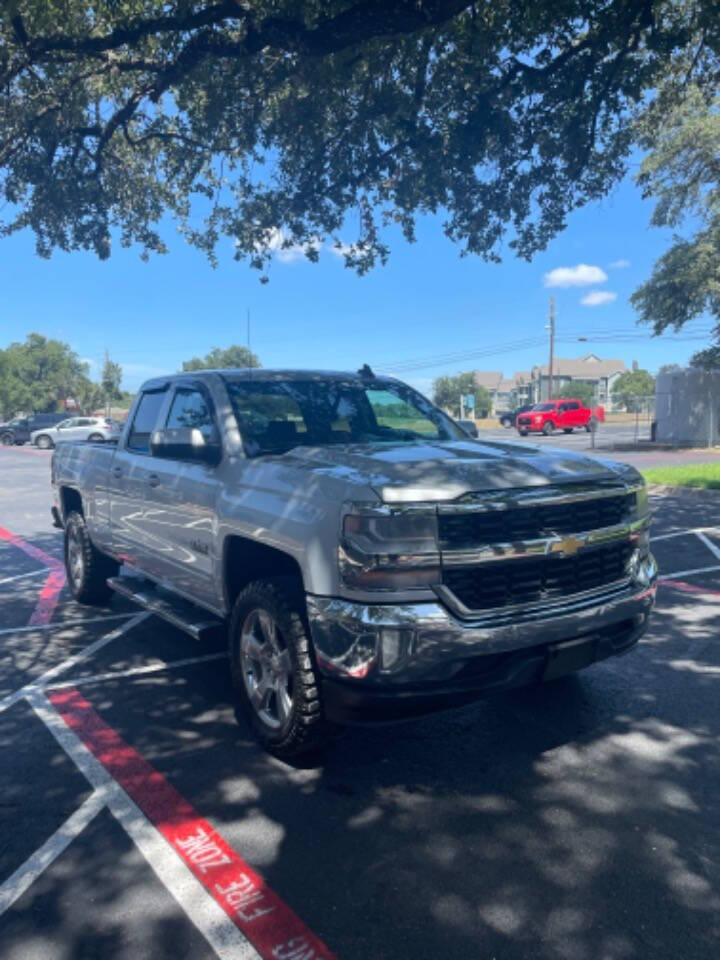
[357,363,375,379]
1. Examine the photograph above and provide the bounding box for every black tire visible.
[542,422,554,436]
[87,433,104,443]
[585,417,598,433]
[563,428,573,434]
[0,432,13,446]
[229,580,331,758]
[64,510,119,604]
[518,429,528,436]
[35,434,53,449]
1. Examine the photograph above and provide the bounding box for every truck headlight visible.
[340,505,440,590]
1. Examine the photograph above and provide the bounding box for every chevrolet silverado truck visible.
[516,398,605,436]
[51,368,656,757]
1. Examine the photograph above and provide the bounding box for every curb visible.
[646,483,720,499]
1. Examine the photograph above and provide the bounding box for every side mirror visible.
[457,419,479,438]
[150,427,222,465]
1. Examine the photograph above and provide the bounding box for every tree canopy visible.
[181,345,261,371]
[611,368,655,411]
[433,372,491,418]
[0,333,93,417]
[631,85,720,367]
[2,2,718,278]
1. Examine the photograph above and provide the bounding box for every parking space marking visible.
[660,578,720,599]
[28,689,260,960]
[0,611,137,640]
[0,612,148,715]
[650,527,720,542]
[46,652,227,691]
[0,569,47,586]
[48,687,338,960]
[0,790,106,916]
[658,564,720,581]
[696,531,720,562]
[0,524,65,625]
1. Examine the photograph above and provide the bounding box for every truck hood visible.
[284,440,635,502]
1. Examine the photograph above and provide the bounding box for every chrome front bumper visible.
[307,552,657,688]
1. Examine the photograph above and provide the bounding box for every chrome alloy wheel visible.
[239,609,294,730]
[67,526,84,589]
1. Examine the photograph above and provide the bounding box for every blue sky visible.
[1,162,712,397]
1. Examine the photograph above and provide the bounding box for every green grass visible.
[641,463,720,490]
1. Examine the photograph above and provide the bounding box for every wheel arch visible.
[59,486,83,521]
[222,535,306,614]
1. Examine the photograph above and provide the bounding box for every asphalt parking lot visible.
[1,444,720,960]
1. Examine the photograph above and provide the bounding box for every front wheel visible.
[0,432,13,446]
[229,580,331,758]
[35,434,53,449]
[87,433,104,443]
[64,511,119,604]
[542,422,554,436]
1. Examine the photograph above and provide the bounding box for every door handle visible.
[147,473,160,488]
[112,466,122,478]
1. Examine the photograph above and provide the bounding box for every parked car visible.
[498,404,535,428]
[31,416,120,449]
[516,399,605,436]
[0,412,68,446]
[51,368,655,758]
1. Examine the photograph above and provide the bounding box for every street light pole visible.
[546,296,555,401]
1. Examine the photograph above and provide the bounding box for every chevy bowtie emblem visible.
[549,535,586,556]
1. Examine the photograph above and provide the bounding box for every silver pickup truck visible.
[52,368,657,756]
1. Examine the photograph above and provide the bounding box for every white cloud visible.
[261,227,320,263]
[609,259,630,269]
[581,290,618,307]
[543,264,608,288]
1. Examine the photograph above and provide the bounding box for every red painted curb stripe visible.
[0,525,66,626]
[48,688,338,960]
[661,578,720,599]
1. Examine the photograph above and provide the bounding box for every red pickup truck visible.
[516,398,604,436]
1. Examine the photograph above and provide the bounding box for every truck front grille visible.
[442,540,633,612]
[439,492,635,548]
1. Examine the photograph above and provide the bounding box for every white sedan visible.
[31,417,121,449]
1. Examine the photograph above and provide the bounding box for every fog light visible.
[379,628,413,672]
[628,550,657,588]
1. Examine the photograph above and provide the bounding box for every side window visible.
[165,388,217,442]
[127,390,167,453]
[365,389,440,438]
[568,402,580,410]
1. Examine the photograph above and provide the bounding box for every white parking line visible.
[0,612,136,639]
[0,791,106,915]
[696,532,720,562]
[0,569,48,586]
[659,564,720,580]
[28,690,260,960]
[651,527,720,542]
[46,652,227,691]
[0,613,149,714]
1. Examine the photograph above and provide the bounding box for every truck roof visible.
[140,368,398,390]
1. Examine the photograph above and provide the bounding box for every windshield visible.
[224,378,465,456]
[533,403,556,411]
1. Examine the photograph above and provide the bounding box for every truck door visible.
[567,401,582,427]
[108,386,170,569]
[139,383,221,610]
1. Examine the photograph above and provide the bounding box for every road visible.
[478,422,720,467]
[1,445,720,960]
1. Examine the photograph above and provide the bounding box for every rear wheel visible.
[35,434,53,449]
[229,580,331,758]
[585,417,598,433]
[542,422,554,436]
[64,510,119,604]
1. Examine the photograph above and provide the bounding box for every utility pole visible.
[547,296,555,401]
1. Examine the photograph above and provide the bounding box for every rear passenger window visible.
[165,388,217,442]
[127,390,167,453]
